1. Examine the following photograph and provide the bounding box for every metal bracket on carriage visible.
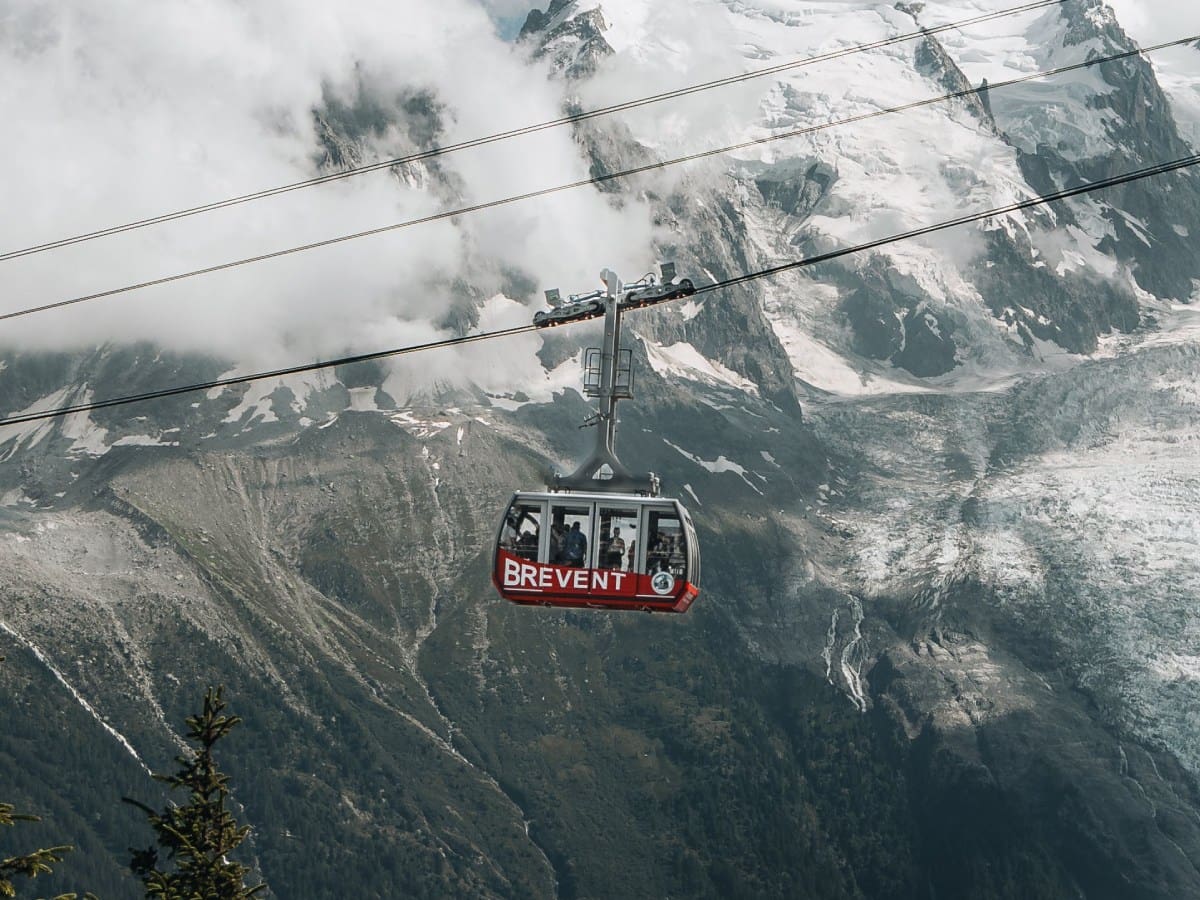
[616,262,696,311]
[551,444,659,496]
[532,262,692,328]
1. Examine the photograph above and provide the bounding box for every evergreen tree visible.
[0,803,78,899]
[126,686,265,899]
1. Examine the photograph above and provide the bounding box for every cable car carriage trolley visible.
[493,265,701,613]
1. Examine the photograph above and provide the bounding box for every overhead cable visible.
[3,151,1198,430]
[5,32,1192,326]
[0,0,1068,263]
[701,152,1200,291]
[0,325,539,427]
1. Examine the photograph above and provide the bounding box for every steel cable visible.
[4,32,1192,325]
[3,151,1197,429]
[0,0,1068,263]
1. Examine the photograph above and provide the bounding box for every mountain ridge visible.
[3,0,1200,896]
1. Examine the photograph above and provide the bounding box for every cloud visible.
[0,0,657,396]
[4,0,1185,404]
[1105,0,1200,45]
[475,0,539,22]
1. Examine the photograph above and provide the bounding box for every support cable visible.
[4,33,1191,325]
[0,0,1068,263]
[2,151,1197,429]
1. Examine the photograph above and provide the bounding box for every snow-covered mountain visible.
[3,1,1200,896]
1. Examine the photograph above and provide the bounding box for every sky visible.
[1106,0,1200,44]
[475,0,534,38]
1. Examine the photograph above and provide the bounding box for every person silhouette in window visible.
[606,526,626,569]
[501,515,519,550]
[550,521,566,563]
[647,532,669,573]
[518,526,538,560]
[563,521,587,567]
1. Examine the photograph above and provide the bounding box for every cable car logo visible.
[502,555,631,593]
[650,571,675,596]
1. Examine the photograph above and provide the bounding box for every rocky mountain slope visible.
[2,1,1200,897]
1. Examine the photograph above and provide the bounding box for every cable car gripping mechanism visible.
[540,263,686,497]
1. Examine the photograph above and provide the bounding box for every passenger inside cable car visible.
[492,492,699,612]
[501,504,540,561]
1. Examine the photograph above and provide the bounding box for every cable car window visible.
[597,506,637,571]
[549,503,591,567]
[502,502,542,561]
[644,509,687,578]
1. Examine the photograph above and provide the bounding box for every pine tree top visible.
[126,686,266,900]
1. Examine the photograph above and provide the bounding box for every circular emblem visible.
[650,570,675,596]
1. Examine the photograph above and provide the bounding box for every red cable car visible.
[493,490,700,612]
[492,265,702,613]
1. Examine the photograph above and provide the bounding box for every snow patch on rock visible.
[643,339,760,395]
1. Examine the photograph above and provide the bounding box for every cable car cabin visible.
[493,491,700,613]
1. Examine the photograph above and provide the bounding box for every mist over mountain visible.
[2,1,1200,897]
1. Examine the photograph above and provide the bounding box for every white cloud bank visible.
[0,0,656,384]
[1,0,1191,392]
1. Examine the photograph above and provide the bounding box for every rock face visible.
[521,1,613,79]
[3,1,1200,897]
[990,1,1200,301]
